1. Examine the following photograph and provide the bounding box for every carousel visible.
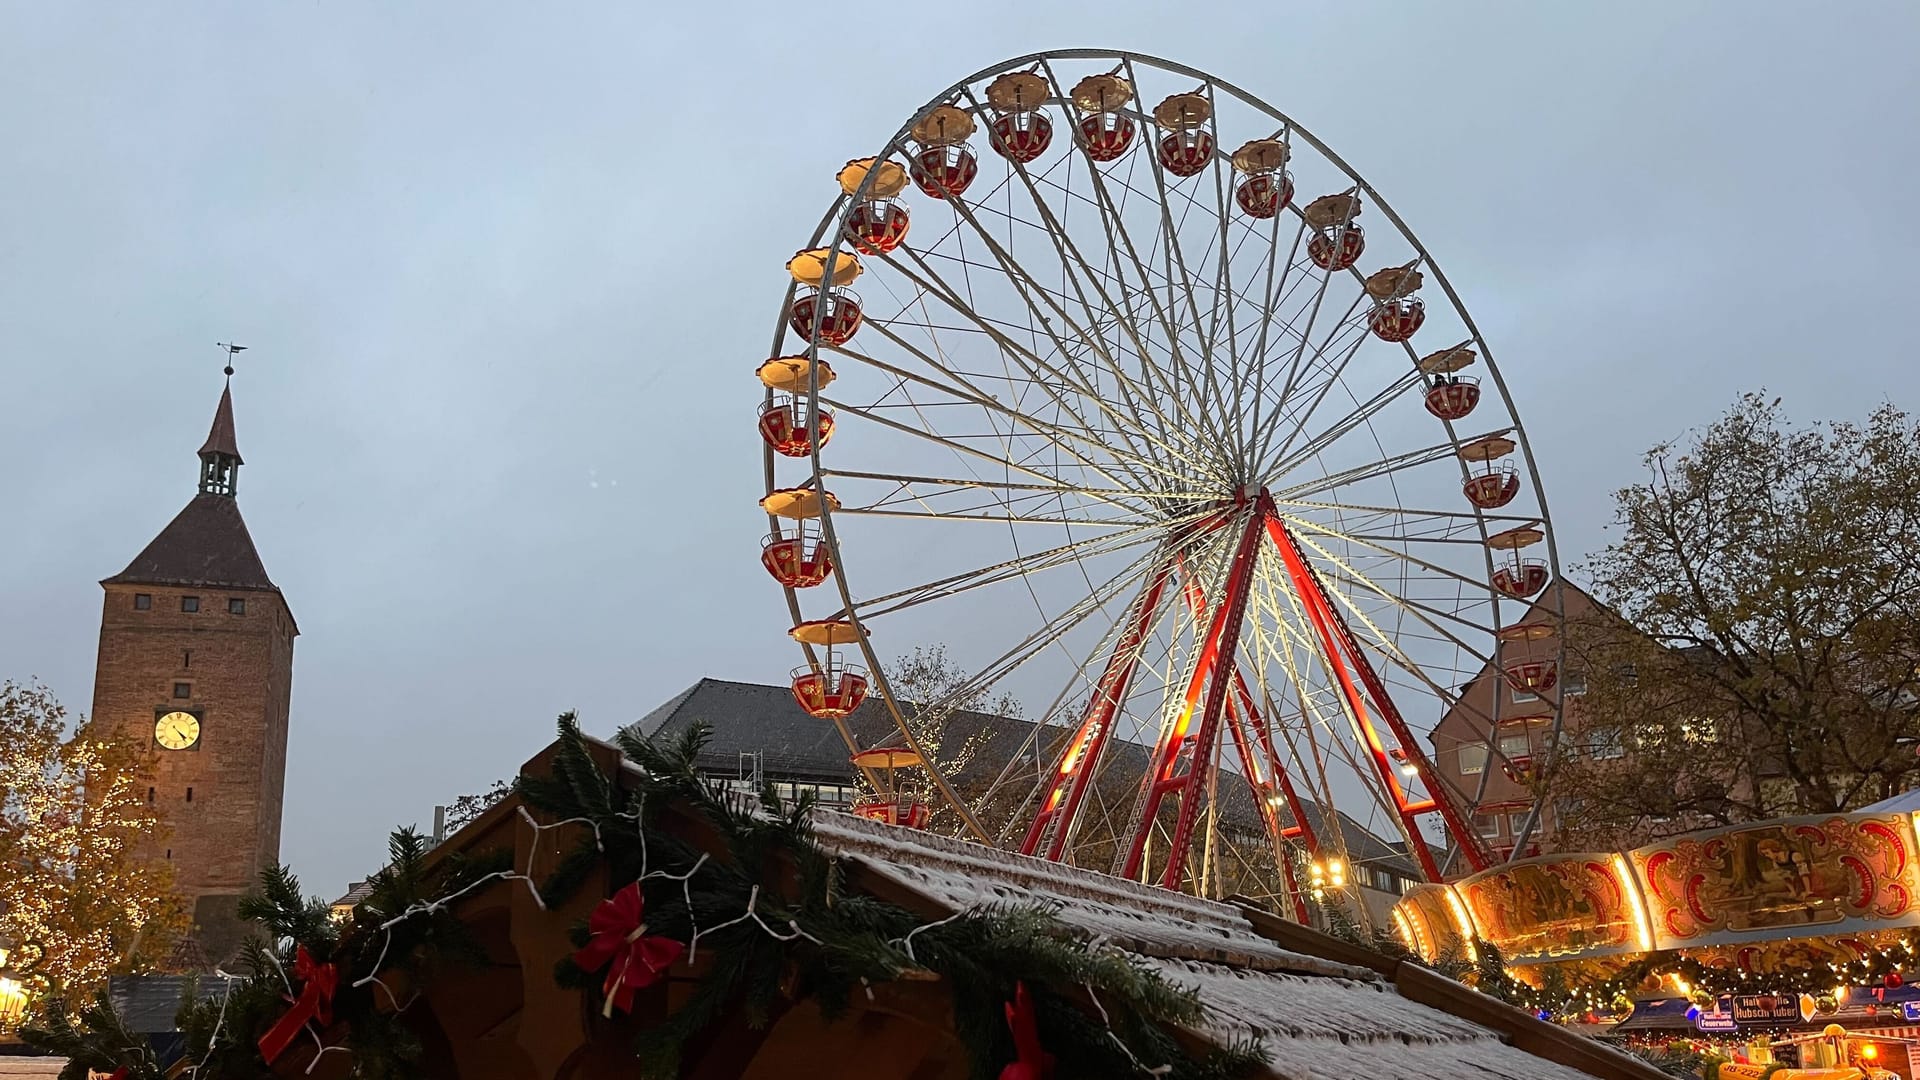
[1393,806,1920,1078]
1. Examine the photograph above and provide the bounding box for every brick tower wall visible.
[91,582,296,897]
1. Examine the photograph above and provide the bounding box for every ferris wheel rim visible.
[762,48,1571,874]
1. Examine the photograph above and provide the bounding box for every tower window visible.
[173,682,191,699]
[134,593,152,610]
[183,650,191,669]
[148,786,156,804]
[181,596,200,613]
[228,597,246,615]
[186,787,194,803]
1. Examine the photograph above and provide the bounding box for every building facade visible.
[1427,584,1607,861]
[90,378,296,961]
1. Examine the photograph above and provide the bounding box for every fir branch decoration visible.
[522,715,1268,1080]
[19,990,167,1080]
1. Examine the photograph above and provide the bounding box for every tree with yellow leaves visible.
[0,680,189,1026]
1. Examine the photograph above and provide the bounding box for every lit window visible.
[173,682,191,699]
[1499,731,1531,758]
[181,596,200,613]
[134,594,152,610]
[228,598,246,615]
[1458,744,1487,775]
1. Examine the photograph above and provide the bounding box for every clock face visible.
[155,710,201,751]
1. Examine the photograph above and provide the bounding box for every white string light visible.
[209,790,1177,1078]
[1083,980,1173,1077]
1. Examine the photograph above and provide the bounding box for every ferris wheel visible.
[756,50,1568,906]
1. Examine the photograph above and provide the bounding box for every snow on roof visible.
[812,809,1353,975]
[811,809,1618,1079]
[1148,959,1600,1080]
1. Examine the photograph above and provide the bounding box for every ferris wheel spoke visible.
[827,330,1184,490]
[846,517,1190,618]
[1275,510,1503,605]
[1244,297,1367,470]
[1248,567,1380,831]
[879,247,1215,486]
[833,505,1164,527]
[1022,171,1204,445]
[904,533,1214,724]
[1118,56,1235,467]
[1251,296,1371,471]
[1200,99,1251,471]
[910,188,1213,479]
[1271,429,1511,503]
[1033,57,1238,460]
[1098,170,1292,449]
[1262,371,1425,482]
[817,392,1144,500]
[822,467,1207,507]
[950,84,1224,476]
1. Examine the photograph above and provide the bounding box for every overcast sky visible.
[3,3,1916,896]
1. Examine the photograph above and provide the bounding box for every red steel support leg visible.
[1120,507,1267,888]
[1020,558,1176,860]
[1231,673,1320,853]
[1181,566,1316,918]
[1264,512,1493,877]
[1264,513,1443,880]
[1222,694,1310,920]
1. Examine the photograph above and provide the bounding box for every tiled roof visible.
[104,493,277,592]
[631,679,1422,882]
[630,677,1050,786]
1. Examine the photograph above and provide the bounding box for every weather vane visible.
[217,341,247,378]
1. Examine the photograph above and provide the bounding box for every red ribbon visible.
[257,945,339,1064]
[999,981,1056,1080]
[571,881,685,1017]
[105,1070,128,1080]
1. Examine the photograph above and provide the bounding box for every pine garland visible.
[526,714,1267,1080]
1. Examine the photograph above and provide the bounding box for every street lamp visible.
[0,933,29,1027]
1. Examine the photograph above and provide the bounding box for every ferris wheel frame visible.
[761,47,1570,885]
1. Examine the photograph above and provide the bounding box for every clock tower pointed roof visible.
[105,373,281,596]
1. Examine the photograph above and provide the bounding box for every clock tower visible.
[91,374,296,963]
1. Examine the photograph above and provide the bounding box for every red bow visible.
[257,945,339,1064]
[999,982,1056,1080]
[571,881,685,1017]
